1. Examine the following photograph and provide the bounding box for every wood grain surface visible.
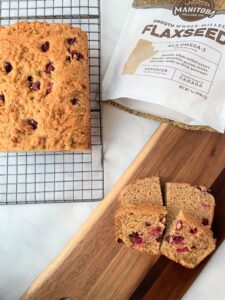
[22,124,225,300]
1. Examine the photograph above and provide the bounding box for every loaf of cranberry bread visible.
[0,22,90,151]
[165,183,215,227]
[119,176,163,207]
[115,205,167,254]
[160,210,216,268]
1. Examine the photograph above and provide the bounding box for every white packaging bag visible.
[102,0,225,132]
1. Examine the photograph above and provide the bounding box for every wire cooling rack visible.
[0,0,104,204]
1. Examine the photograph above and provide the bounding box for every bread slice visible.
[160,210,216,268]
[115,205,167,255]
[119,176,163,207]
[165,182,215,227]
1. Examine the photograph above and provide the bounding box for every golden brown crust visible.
[115,204,167,218]
[0,22,90,151]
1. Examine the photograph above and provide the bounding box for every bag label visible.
[103,0,225,131]
[173,0,216,21]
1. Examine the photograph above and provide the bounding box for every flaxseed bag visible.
[102,0,225,132]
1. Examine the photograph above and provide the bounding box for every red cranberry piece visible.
[70,49,84,61]
[133,237,143,246]
[67,37,76,45]
[173,235,184,244]
[202,218,209,226]
[27,76,33,82]
[165,235,173,244]
[144,221,151,227]
[149,226,162,237]
[46,82,53,94]
[5,62,13,73]
[27,119,38,130]
[175,220,183,231]
[117,238,124,244]
[129,232,143,246]
[201,203,211,209]
[41,41,50,52]
[129,232,139,238]
[75,51,84,61]
[190,227,198,234]
[71,98,78,105]
[29,81,41,91]
[69,50,75,59]
[155,237,161,243]
[0,94,5,103]
[177,247,190,253]
[45,62,55,74]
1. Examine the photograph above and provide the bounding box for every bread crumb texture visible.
[115,205,167,255]
[119,176,163,207]
[161,210,216,268]
[165,182,215,227]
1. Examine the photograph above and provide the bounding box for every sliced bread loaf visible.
[160,210,216,268]
[165,183,215,227]
[119,176,163,207]
[115,205,167,254]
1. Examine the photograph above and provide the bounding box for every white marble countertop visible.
[0,1,225,299]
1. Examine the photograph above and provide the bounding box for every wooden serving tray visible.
[22,124,225,300]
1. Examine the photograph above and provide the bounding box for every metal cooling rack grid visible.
[0,0,104,204]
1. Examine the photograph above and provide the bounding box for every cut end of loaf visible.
[160,210,216,269]
[115,205,167,255]
[165,182,215,228]
[119,176,163,207]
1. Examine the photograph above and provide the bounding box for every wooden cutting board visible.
[22,124,225,300]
